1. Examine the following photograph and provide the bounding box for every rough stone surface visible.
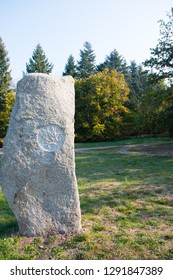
[1,73,81,236]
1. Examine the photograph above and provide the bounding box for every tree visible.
[77,42,96,79]
[0,37,12,111]
[126,61,149,111]
[26,44,53,74]
[144,10,173,82]
[97,49,128,77]
[160,85,173,136]
[63,54,77,77]
[0,37,14,140]
[143,9,173,137]
[134,84,167,136]
[0,89,15,140]
[75,69,129,142]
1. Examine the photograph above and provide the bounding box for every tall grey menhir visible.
[1,74,81,236]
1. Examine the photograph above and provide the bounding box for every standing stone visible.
[1,73,81,236]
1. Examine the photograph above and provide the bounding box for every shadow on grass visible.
[0,192,18,238]
[0,218,18,237]
[0,153,18,237]
[76,150,173,224]
[76,149,173,185]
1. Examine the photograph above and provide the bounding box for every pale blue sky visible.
[1,0,173,81]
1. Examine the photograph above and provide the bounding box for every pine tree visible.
[127,61,148,110]
[0,37,12,111]
[63,54,77,77]
[77,42,96,79]
[97,49,128,76]
[26,44,53,74]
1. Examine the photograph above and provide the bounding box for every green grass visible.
[0,190,18,235]
[75,136,173,148]
[0,137,173,259]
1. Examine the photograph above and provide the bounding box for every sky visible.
[1,0,173,82]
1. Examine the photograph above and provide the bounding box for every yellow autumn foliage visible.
[75,69,130,142]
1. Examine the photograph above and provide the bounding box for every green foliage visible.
[0,37,12,111]
[133,82,173,136]
[144,10,173,82]
[0,38,14,139]
[0,187,18,235]
[137,9,173,136]
[158,85,173,136]
[26,44,53,74]
[126,61,149,111]
[61,35,173,140]
[77,42,96,79]
[63,54,77,77]
[0,138,3,148]
[0,90,15,138]
[75,69,130,142]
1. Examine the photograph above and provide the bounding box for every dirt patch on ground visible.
[76,141,173,156]
[119,142,173,156]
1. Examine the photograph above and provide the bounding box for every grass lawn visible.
[0,137,173,259]
[75,136,173,148]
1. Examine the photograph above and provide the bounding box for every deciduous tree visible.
[75,69,129,142]
[0,89,15,140]
[0,37,12,111]
[0,37,14,140]
[144,10,173,82]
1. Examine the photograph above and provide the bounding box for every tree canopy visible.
[75,69,129,142]
[0,37,12,111]
[2,9,173,142]
[144,11,173,82]
[0,37,15,139]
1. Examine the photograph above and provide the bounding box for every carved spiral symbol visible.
[37,125,65,152]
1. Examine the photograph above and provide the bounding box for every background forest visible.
[1,11,173,144]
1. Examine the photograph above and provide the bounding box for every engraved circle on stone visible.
[37,125,65,152]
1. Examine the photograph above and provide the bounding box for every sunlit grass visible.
[0,138,173,259]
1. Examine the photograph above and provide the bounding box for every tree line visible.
[0,10,173,144]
